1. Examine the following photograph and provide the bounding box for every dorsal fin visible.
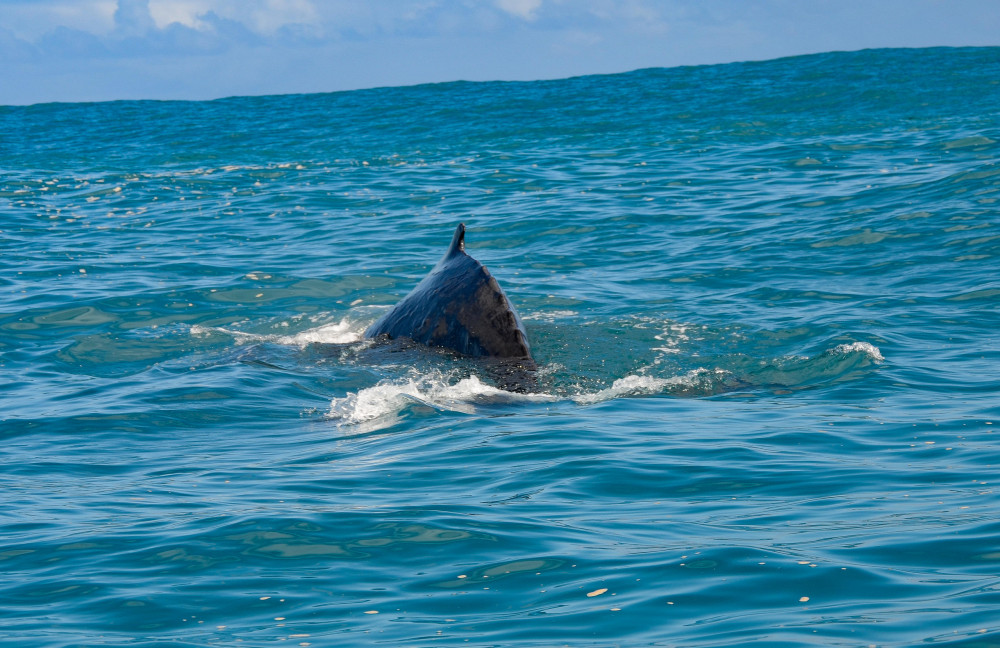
[364,219,535,370]
[445,223,466,259]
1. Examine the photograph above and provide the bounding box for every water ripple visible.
[2,47,1000,646]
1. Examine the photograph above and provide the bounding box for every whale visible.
[364,223,536,390]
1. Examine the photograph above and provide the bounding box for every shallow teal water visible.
[2,47,1000,647]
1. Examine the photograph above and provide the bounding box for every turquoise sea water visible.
[2,47,999,646]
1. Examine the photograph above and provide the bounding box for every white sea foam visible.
[572,369,718,404]
[830,341,884,362]
[328,372,553,427]
[330,365,728,428]
[650,321,710,359]
[191,317,365,347]
[520,310,578,321]
[284,319,364,345]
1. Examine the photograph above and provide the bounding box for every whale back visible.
[364,224,533,361]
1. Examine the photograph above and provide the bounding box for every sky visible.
[1,0,998,105]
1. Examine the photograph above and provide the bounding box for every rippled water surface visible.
[2,47,1000,647]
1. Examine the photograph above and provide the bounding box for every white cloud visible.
[0,0,675,48]
[0,1,117,39]
[0,26,35,60]
[248,0,318,34]
[114,0,156,36]
[495,0,542,21]
[147,0,208,30]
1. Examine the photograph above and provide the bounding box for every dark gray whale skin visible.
[364,224,536,389]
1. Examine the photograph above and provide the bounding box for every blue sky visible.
[1,0,998,105]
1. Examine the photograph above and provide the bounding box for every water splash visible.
[328,371,554,427]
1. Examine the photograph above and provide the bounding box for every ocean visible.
[2,46,999,646]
